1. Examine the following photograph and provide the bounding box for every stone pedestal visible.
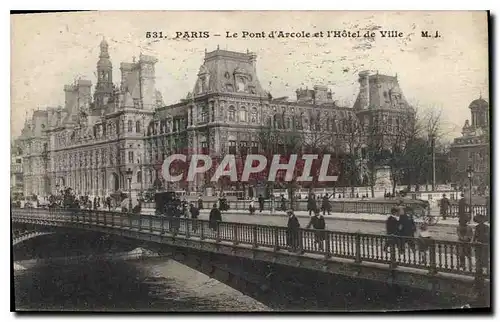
[374,166,393,191]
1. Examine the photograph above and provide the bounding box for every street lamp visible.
[138,156,143,200]
[467,165,473,214]
[126,168,133,212]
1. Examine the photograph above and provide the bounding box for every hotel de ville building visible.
[14,39,414,199]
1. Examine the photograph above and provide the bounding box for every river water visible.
[14,256,476,312]
[14,258,269,311]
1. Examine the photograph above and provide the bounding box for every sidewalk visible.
[140,207,460,227]
[195,209,460,227]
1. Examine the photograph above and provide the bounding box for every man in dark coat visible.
[458,193,469,223]
[307,193,317,216]
[440,194,451,220]
[197,195,203,210]
[286,210,300,251]
[473,215,490,271]
[384,207,399,252]
[307,209,326,250]
[106,196,112,211]
[209,203,222,231]
[397,208,415,251]
[258,194,265,213]
[321,193,331,216]
[190,203,200,233]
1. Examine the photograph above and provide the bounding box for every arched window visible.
[127,120,133,132]
[228,106,236,121]
[136,121,141,133]
[137,171,142,183]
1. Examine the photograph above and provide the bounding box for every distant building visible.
[450,96,490,193]
[10,140,24,199]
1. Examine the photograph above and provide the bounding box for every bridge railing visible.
[12,208,490,280]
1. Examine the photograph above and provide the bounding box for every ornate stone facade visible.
[18,39,162,198]
[145,50,414,194]
[17,44,414,197]
[450,97,490,192]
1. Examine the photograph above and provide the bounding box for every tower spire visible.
[99,37,109,59]
[95,37,113,107]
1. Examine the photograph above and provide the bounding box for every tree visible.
[328,115,365,197]
[374,105,450,194]
[257,124,302,208]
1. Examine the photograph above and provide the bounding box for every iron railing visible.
[12,208,490,281]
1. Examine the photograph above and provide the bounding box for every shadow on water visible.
[14,259,269,311]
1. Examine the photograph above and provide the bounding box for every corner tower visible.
[94,38,113,107]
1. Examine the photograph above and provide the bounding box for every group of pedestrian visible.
[383,202,420,257]
[456,215,490,270]
[440,192,477,223]
[306,193,332,216]
[285,209,327,252]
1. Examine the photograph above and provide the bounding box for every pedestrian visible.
[473,215,490,272]
[209,203,222,231]
[307,193,317,216]
[397,207,414,252]
[456,219,473,269]
[197,195,203,210]
[306,209,326,251]
[249,199,256,215]
[182,198,188,217]
[190,203,200,233]
[258,194,265,213]
[106,196,112,211]
[321,193,331,216]
[384,207,399,252]
[417,223,432,263]
[286,210,300,252]
[280,194,287,212]
[458,193,469,224]
[439,194,451,220]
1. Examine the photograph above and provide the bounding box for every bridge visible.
[12,230,55,246]
[12,208,490,309]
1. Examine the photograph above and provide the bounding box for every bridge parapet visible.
[12,208,490,283]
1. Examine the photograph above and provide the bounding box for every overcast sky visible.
[11,11,488,140]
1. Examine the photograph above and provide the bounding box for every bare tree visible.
[257,122,301,208]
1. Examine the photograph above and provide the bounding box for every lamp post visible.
[138,156,143,200]
[467,165,473,215]
[126,168,133,212]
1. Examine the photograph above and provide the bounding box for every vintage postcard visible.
[11,11,490,312]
